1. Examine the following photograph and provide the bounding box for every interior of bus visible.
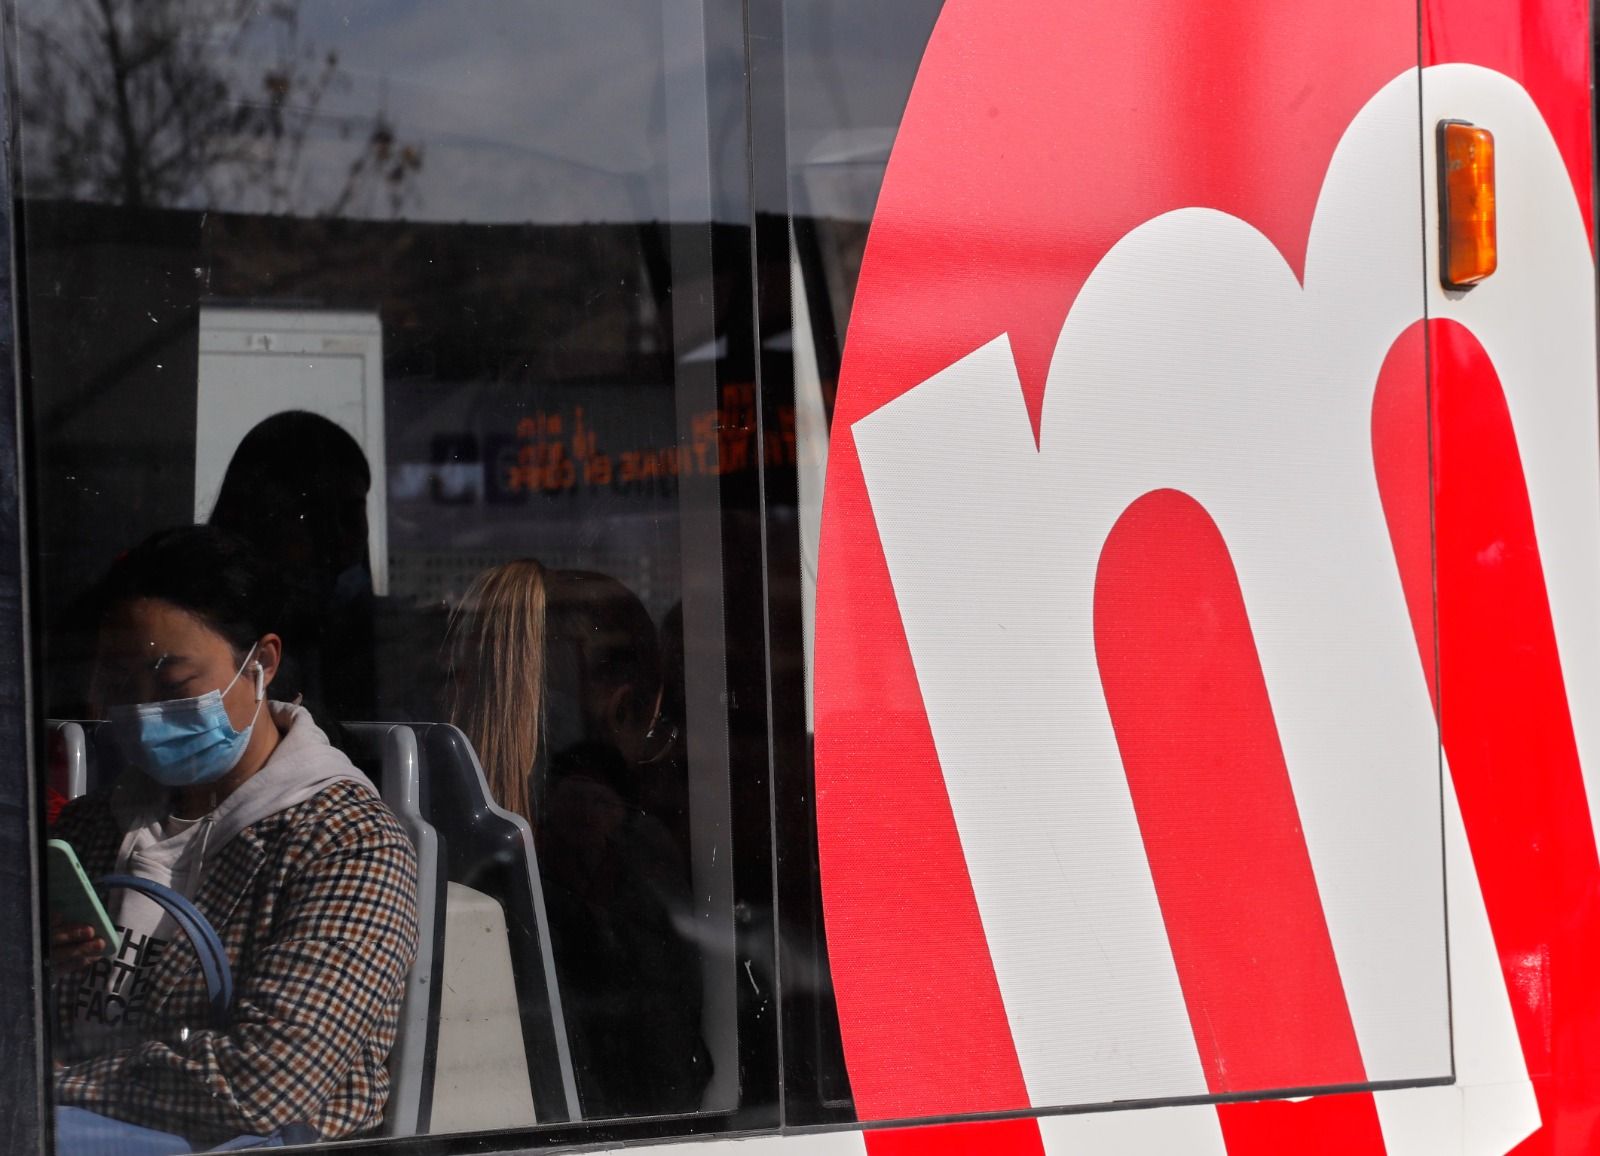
[15,0,944,1148]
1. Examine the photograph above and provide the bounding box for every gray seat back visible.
[413,722,581,1123]
[339,723,444,1138]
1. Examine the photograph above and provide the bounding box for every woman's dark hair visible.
[211,410,370,516]
[95,525,283,656]
[209,411,370,582]
[208,410,375,725]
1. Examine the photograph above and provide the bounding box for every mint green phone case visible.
[46,838,121,959]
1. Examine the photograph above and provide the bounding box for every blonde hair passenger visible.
[444,559,547,825]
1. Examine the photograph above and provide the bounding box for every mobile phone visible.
[46,838,121,960]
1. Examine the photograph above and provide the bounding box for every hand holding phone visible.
[46,839,120,966]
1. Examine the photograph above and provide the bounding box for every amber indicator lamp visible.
[1439,120,1497,289]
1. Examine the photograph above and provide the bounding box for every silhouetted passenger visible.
[208,410,376,729]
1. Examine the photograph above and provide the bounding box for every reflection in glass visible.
[19,0,748,1137]
[773,0,944,1125]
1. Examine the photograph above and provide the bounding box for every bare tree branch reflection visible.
[19,0,423,216]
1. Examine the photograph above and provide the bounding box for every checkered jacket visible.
[52,779,419,1146]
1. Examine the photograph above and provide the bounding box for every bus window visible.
[16,0,776,1146]
[757,0,945,1127]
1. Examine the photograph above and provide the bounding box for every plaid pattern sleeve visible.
[53,782,419,1145]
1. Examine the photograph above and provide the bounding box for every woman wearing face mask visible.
[49,525,418,1152]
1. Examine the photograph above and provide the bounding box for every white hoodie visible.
[65,704,375,1053]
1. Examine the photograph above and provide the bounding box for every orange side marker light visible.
[1439,121,1496,289]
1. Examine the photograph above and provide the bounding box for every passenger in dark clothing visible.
[637,601,692,875]
[444,563,710,1117]
[208,410,376,731]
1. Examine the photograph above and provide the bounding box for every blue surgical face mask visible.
[107,645,264,789]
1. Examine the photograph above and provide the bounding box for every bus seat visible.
[45,720,90,800]
[338,723,445,1139]
[427,882,536,1131]
[413,722,582,1123]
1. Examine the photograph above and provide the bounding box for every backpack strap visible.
[98,874,232,1027]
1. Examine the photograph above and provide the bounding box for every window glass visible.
[765,0,944,1126]
[19,0,773,1145]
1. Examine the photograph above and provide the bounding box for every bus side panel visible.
[813,0,1435,1128]
[1398,7,1600,1153]
[804,0,1600,1155]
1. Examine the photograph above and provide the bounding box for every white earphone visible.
[252,661,265,702]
